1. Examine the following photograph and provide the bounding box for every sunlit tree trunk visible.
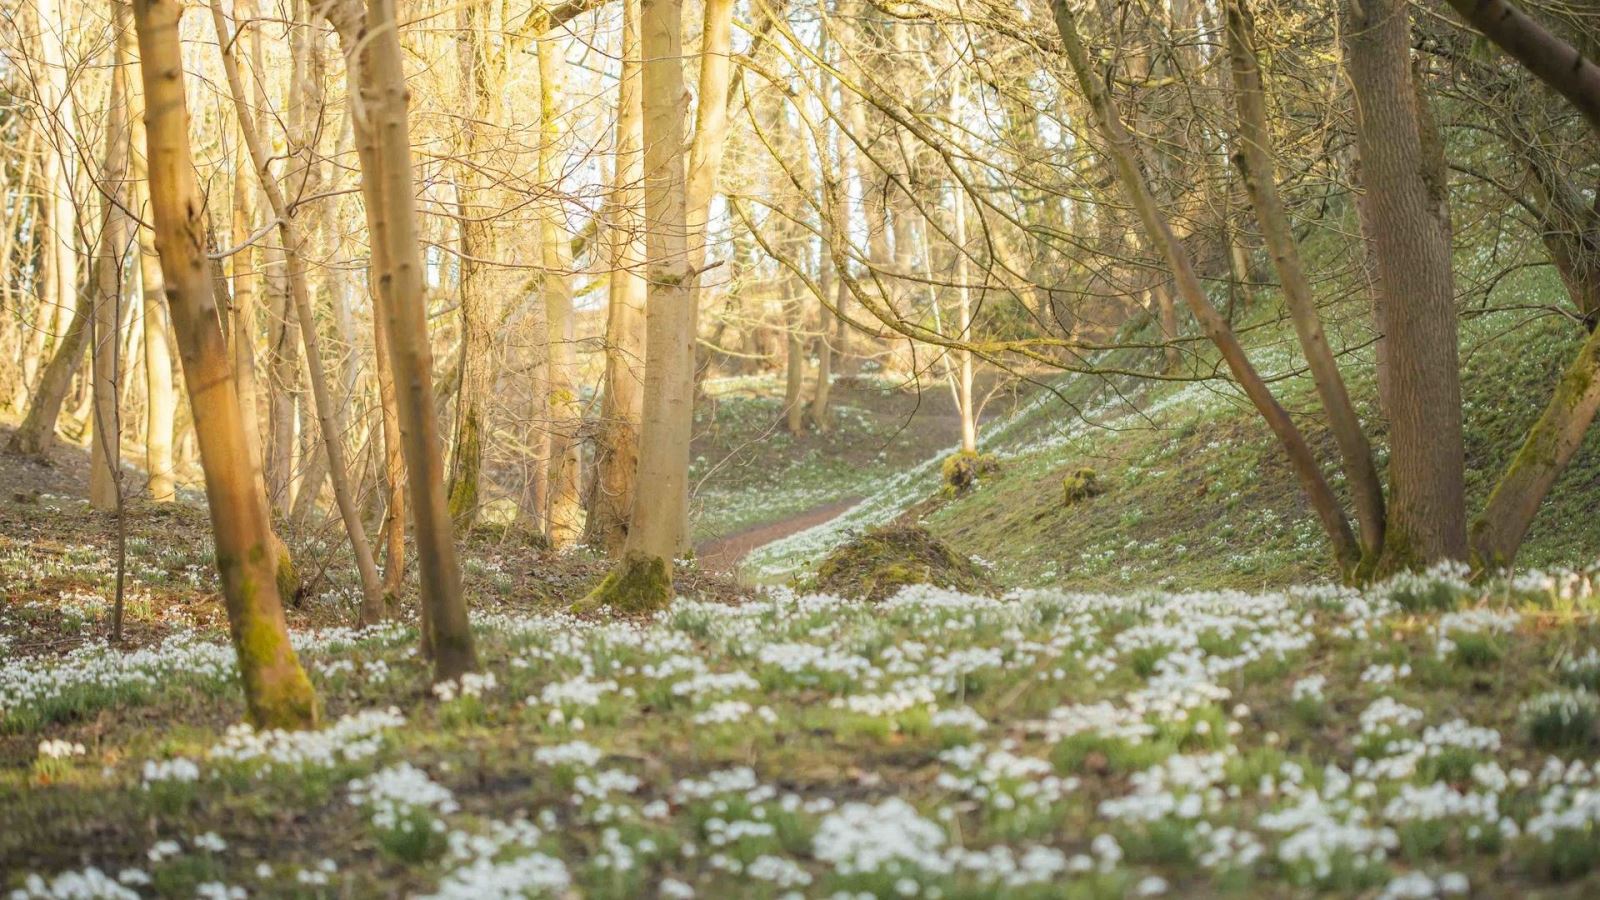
[327,0,476,676]
[582,0,694,611]
[131,0,317,728]
[445,0,500,535]
[131,83,176,502]
[89,9,134,512]
[212,0,386,623]
[35,0,79,402]
[952,184,976,453]
[539,35,583,548]
[584,0,646,555]
[8,285,91,456]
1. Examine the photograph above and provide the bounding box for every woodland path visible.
[695,496,861,574]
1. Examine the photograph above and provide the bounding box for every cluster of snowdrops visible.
[5,562,1600,897]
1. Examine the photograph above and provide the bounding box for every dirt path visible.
[696,496,861,573]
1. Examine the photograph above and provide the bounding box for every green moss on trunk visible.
[447,411,483,533]
[574,552,672,615]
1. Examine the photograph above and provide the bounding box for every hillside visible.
[727,267,1600,590]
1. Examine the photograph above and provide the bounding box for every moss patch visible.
[574,552,673,614]
[808,524,997,602]
[941,451,1000,495]
[1061,467,1104,505]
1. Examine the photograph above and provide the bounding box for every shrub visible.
[1062,467,1105,505]
[940,451,999,494]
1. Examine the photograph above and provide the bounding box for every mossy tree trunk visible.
[445,0,502,537]
[131,0,317,729]
[1461,7,1600,567]
[582,0,694,613]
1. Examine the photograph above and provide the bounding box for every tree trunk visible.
[584,0,647,555]
[785,292,807,435]
[212,0,387,624]
[1342,0,1468,569]
[1472,327,1600,566]
[133,107,176,502]
[1225,0,1386,564]
[35,0,79,411]
[89,13,134,512]
[445,0,500,536]
[131,0,317,729]
[327,0,476,677]
[8,285,92,456]
[539,35,584,548]
[582,0,694,612]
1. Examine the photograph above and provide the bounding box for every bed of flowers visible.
[5,561,1600,897]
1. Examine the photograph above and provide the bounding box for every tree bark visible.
[539,35,584,548]
[1441,0,1600,135]
[445,0,501,536]
[1342,0,1468,568]
[132,90,176,503]
[131,0,317,729]
[89,8,134,512]
[212,0,387,624]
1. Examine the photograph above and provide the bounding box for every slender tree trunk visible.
[585,0,647,555]
[89,15,134,512]
[539,35,583,548]
[952,186,977,452]
[1225,0,1386,563]
[582,0,694,612]
[1342,0,1468,568]
[672,0,736,553]
[35,0,79,399]
[8,286,92,456]
[131,0,317,729]
[131,80,176,503]
[212,0,387,624]
[785,291,807,435]
[373,292,407,603]
[445,0,499,535]
[1051,0,1361,575]
[327,0,476,676]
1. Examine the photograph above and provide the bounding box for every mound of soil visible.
[809,524,997,602]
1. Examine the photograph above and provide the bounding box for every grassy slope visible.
[689,373,975,545]
[741,257,1600,589]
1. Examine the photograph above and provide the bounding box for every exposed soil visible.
[696,495,861,573]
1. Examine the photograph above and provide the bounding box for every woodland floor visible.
[5,341,1600,897]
